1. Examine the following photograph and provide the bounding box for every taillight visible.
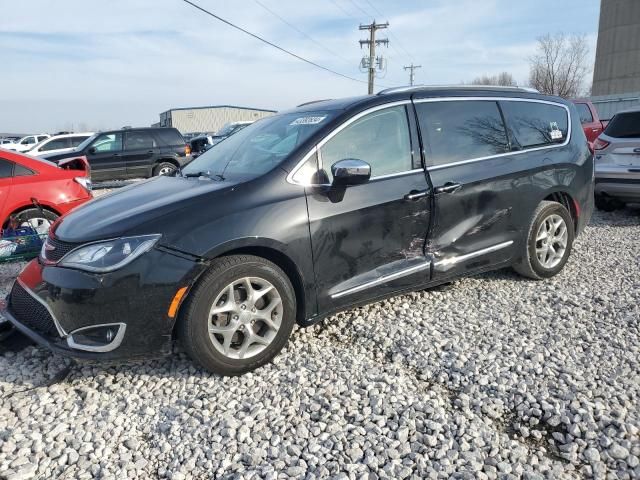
[593,138,610,151]
[185,145,191,155]
[74,177,92,192]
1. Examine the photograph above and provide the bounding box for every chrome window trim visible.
[288,96,572,184]
[16,278,67,337]
[433,240,514,270]
[67,322,127,353]
[413,96,572,171]
[287,100,412,186]
[330,260,430,299]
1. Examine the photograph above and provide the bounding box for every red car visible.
[0,149,92,236]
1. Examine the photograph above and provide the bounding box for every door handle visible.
[434,182,462,194]
[404,189,429,201]
[147,150,154,154]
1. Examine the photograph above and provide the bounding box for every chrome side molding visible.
[331,261,430,299]
[433,241,514,271]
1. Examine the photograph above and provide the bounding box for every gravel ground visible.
[0,205,638,480]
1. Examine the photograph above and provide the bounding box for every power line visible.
[253,0,351,64]
[181,0,368,85]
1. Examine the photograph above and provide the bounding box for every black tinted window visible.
[69,136,90,147]
[604,111,640,138]
[501,101,568,149]
[0,159,13,178]
[320,105,412,178]
[125,131,156,150]
[40,138,70,151]
[575,103,593,123]
[416,101,508,166]
[154,129,185,146]
[15,164,34,176]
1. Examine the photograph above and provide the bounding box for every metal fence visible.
[589,92,640,120]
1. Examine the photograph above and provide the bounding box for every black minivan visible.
[3,87,594,375]
[43,127,191,181]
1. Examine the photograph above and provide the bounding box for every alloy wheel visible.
[208,277,282,360]
[159,166,175,175]
[535,214,568,269]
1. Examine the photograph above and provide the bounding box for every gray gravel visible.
[0,206,639,479]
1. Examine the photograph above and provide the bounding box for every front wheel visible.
[513,201,575,280]
[11,208,58,235]
[178,255,296,375]
[153,162,177,177]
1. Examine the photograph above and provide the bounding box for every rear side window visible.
[154,128,185,146]
[125,131,156,150]
[575,103,594,123]
[500,101,569,149]
[416,100,508,166]
[70,136,90,147]
[603,112,640,138]
[15,164,34,176]
[0,159,13,178]
[40,138,70,151]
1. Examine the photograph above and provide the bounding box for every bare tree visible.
[471,72,518,87]
[528,33,590,97]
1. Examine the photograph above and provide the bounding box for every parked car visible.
[571,99,609,143]
[0,149,92,236]
[26,132,94,157]
[189,122,255,158]
[41,127,191,181]
[2,86,593,375]
[0,139,14,146]
[592,108,640,211]
[3,134,51,153]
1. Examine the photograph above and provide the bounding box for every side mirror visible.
[331,159,371,186]
[88,147,96,155]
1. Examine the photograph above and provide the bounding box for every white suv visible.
[2,134,50,152]
[26,132,94,156]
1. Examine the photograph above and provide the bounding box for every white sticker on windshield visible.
[290,116,327,126]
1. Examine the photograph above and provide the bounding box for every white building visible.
[158,105,276,134]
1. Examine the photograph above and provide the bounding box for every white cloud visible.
[0,0,600,132]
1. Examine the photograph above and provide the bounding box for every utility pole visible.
[404,63,422,86]
[359,21,389,94]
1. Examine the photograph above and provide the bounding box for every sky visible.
[0,0,601,133]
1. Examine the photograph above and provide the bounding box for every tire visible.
[595,194,623,212]
[9,208,59,235]
[153,162,177,177]
[177,254,296,376]
[513,201,575,280]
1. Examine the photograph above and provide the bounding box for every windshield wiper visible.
[183,170,225,181]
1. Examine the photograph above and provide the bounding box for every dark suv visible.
[42,127,191,181]
[3,87,593,375]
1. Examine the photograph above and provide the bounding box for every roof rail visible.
[297,99,333,107]
[377,85,540,95]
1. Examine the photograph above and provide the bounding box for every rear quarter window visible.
[603,112,640,138]
[500,101,569,149]
[154,129,185,146]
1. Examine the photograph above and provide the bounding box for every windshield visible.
[183,111,332,180]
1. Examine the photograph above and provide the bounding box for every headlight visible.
[58,234,161,272]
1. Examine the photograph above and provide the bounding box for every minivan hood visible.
[53,176,240,243]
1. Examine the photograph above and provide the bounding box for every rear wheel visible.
[595,194,623,212]
[513,201,574,280]
[178,255,296,375]
[153,162,177,177]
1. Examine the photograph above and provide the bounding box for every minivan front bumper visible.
[2,248,205,361]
